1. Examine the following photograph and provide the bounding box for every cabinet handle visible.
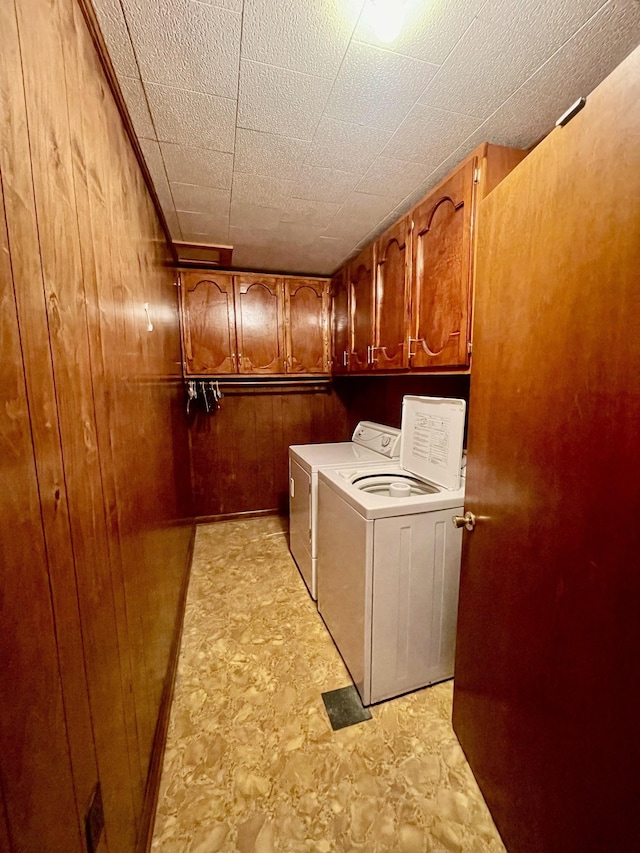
[342,350,348,367]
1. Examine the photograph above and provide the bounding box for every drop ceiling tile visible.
[354,0,485,65]
[229,226,278,248]
[291,165,360,204]
[120,0,240,98]
[273,221,327,245]
[119,76,155,138]
[241,0,364,78]
[356,157,431,202]
[524,0,640,105]
[304,119,392,176]
[337,191,398,224]
[322,215,379,245]
[280,198,341,228]
[230,202,283,230]
[420,17,554,119]
[384,104,481,170]
[232,173,296,208]
[170,182,231,216]
[138,138,173,207]
[238,60,333,139]
[324,42,439,131]
[196,0,243,10]
[177,211,230,243]
[478,0,607,52]
[231,245,276,270]
[161,208,182,241]
[145,83,236,152]
[472,84,564,149]
[160,143,233,189]
[234,129,310,180]
[93,0,139,76]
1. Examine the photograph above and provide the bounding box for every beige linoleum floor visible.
[151,516,505,853]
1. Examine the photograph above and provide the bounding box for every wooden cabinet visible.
[329,143,527,375]
[181,271,330,376]
[330,268,350,373]
[410,159,475,370]
[285,278,330,374]
[235,275,284,374]
[348,244,375,371]
[374,216,411,371]
[182,271,237,374]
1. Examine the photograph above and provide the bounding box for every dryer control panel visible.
[351,421,401,458]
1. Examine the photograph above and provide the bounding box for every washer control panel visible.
[351,421,401,458]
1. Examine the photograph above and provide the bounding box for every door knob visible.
[453,511,476,531]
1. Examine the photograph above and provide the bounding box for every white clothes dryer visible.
[288,422,400,601]
[317,396,466,706]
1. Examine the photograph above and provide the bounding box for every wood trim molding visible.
[195,509,282,524]
[74,0,177,263]
[136,524,195,853]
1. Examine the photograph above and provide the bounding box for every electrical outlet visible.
[85,783,104,853]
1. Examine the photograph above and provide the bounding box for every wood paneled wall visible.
[189,387,349,518]
[0,1,193,851]
[335,374,472,436]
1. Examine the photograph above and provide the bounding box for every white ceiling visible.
[93,0,640,275]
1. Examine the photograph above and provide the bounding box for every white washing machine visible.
[317,396,466,706]
[288,422,401,601]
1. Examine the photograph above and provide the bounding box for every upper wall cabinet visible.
[331,143,527,375]
[285,278,330,374]
[330,267,349,374]
[410,159,474,370]
[234,275,284,374]
[374,216,411,371]
[182,271,237,374]
[181,271,330,377]
[348,244,375,371]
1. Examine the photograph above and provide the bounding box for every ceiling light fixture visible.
[368,0,409,44]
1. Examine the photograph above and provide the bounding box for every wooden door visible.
[181,270,237,374]
[349,245,374,372]
[411,159,474,369]
[330,267,350,373]
[234,275,285,374]
[374,216,410,371]
[285,278,330,374]
[453,47,640,853]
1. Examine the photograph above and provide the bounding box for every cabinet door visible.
[330,267,350,373]
[374,216,410,371]
[411,159,475,369]
[348,244,374,372]
[284,278,330,374]
[234,275,285,374]
[181,271,237,374]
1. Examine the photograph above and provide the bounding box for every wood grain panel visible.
[0,0,99,842]
[235,275,285,374]
[189,388,348,518]
[182,271,237,374]
[374,217,410,371]
[285,278,330,374]
[0,167,83,853]
[2,0,194,849]
[334,375,471,436]
[330,268,349,373]
[15,1,139,844]
[453,45,640,853]
[411,159,474,369]
[349,245,374,372]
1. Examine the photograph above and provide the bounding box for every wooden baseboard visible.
[136,523,196,853]
[195,508,283,524]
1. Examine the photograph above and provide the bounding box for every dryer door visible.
[288,457,313,598]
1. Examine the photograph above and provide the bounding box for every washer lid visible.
[400,396,466,490]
